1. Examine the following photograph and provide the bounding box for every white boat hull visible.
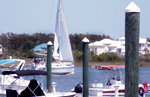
[51,62,75,74]
[89,84,143,96]
[34,62,75,75]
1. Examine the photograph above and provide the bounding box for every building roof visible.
[139,38,147,44]
[33,43,47,52]
[101,39,113,44]
[89,41,104,46]
[108,41,121,47]
[89,39,113,46]
[119,36,125,40]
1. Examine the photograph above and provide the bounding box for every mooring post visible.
[125,2,140,97]
[47,41,53,92]
[82,37,90,97]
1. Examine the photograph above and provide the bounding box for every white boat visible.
[88,65,147,96]
[25,0,75,75]
[0,58,30,96]
[0,58,25,71]
[1,70,76,97]
[51,0,75,74]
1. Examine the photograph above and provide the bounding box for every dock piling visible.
[47,41,53,92]
[125,2,140,97]
[82,37,90,97]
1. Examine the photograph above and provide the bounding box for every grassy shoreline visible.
[24,58,150,67]
[75,61,150,67]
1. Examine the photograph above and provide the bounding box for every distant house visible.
[32,43,47,53]
[89,36,150,55]
[89,39,113,55]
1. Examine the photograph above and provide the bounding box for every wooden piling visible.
[47,41,53,92]
[82,37,90,97]
[125,2,140,97]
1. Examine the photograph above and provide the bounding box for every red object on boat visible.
[142,82,148,93]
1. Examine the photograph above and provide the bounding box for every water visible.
[49,67,150,92]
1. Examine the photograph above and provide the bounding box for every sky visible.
[0,0,150,40]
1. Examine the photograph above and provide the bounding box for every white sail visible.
[53,0,74,63]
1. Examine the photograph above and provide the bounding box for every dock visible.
[74,93,118,97]
[74,93,150,97]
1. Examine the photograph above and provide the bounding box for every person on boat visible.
[34,58,37,64]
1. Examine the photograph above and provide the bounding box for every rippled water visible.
[49,67,150,92]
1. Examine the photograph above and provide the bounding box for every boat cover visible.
[20,79,45,96]
[2,70,47,76]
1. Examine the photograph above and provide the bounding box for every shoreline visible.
[24,58,150,67]
[75,61,150,67]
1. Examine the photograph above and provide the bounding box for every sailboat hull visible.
[51,62,75,75]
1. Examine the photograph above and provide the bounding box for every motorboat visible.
[0,58,25,71]
[92,65,124,70]
[89,65,148,96]
[0,71,30,96]
[0,57,29,96]
[2,70,76,97]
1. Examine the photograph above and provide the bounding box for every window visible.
[118,49,121,53]
[109,48,112,52]
[94,48,97,53]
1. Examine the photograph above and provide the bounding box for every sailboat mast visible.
[58,0,61,63]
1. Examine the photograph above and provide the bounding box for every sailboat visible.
[51,0,75,74]
[25,0,75,75]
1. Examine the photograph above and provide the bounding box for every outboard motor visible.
[74,82,83,93]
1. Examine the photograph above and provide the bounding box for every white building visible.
[89,39,112,55]
[89,36,150,55]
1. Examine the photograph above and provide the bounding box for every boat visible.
[1,70,76,97]
[0,58,30,96]
[89,65,147,96]
[28,0,75,75]
[0,57,25,71]
[92,65,110,70]
[72,65,148,96]
[51,0,75,74]
[24,56,46,70]
[92,65,125,70]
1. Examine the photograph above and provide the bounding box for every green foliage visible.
[139,55,150,62]
[144,53,150,57]
[0,32,54,59]
[0,32,113,59]
[90,52,121,62]
[69,33,112,51]
[73,50,83,61]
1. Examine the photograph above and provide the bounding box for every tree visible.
[143,48,149,55]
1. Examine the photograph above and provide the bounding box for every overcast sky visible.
[0,0,150,39]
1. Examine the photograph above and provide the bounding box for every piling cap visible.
[47,41,53,45]
[82,37,90,43]
[125,2,140,12]
[51,82,57,85]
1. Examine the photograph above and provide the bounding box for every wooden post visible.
[47,41,53,92]
[125,2,140,97]
[82,37,90,97]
